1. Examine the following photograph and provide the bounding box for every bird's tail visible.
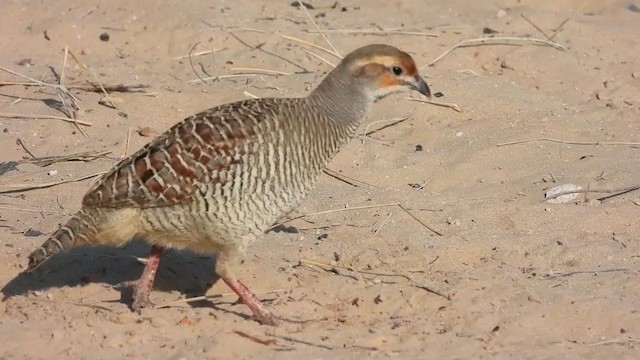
[27,209,102,271]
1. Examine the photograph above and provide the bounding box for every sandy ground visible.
[0,0,639,358]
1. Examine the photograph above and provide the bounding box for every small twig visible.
[295,1,341,58]
[322,168,373,187]
[520,14,552,41]
[0,81,149,93]
[227,32,309,73]
[423,37,567,68]
[286,202,443,236]
[304,28,438,37]
[550,17,570,40]
[154,288,287,309]
[243,91,259,99]
[188,42,207,84]
[232,331,278,346]
[123,128,131,158]
[363,114,412,138]
[300,258,450,300]
[21,150,112,167]
[231,67,290,76]
[0,205,62,214]
[27,297,113,313]
[542,185,640,202]
[16,138,37,159]
[280,34,343,59]
[544,268,629,279]
[373,212,392,236]
[0,171,105,194]
[174,48,222,60]
[299,48,335,67]
[0,112,92,126]
[497,138,640,147]
[403,97,462,112]
[586,337,640,347]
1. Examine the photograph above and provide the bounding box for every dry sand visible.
[0,0,639,358]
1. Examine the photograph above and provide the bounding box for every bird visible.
[26,44,431,326]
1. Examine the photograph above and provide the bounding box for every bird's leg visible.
[116,244,163,311]
[216,250,278,326]
[222,276,278,326]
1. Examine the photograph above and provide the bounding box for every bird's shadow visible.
[1,238,218,309]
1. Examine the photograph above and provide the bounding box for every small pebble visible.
[497,9,507,18]
[48,170,58,176]
[99,32,110,41]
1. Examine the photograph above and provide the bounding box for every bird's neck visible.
[307,67,372,134]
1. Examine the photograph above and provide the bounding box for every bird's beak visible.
[412,75,431,98]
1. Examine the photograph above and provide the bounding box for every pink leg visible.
[117,245,163,311]
[222,277,278,326]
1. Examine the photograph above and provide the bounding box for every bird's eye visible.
[391,66,403,75]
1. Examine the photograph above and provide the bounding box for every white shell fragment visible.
[545,184,582,204]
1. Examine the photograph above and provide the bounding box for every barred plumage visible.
[26,44,431,325]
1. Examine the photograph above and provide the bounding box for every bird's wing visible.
[82,98,283,209]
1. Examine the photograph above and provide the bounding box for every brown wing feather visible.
[82,99,280,209]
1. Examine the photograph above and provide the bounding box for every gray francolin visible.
[26,44,431,325]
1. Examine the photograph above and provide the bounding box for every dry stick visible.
[174,48,222,60]
[520,14,552,41]
[300,258,450,300]
[280,34,343,59]
[550,17,570,40]
[188,42,207,84]
[286,203,443,236]
[544,268,629,279]
[423,37,567,68]
[295,0,341,58]
[304,28,439,37]
[123,128,131,158]
[496,137,640,147]
[542,185,640,202]
[231,67,291,76]
[403,97,462,112]
[299,47,335,67]
[186,74,265,83]
[0,171,105,194]
[0,81,149,93]
[154,288,287,309]
[0,112,92,126]
[323,168,373,187]
[21,150,112,167]
[0,205,62,214]
[363,114,412,138]
[587,338,640,347]
[226,32,309,73]
[16,138,36,158]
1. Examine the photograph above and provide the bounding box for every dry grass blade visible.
[300,258,450,300]
[0,205,62,214]
[280,34,343,59]
[542,185,640,202]
[0,171,105,194]
[322,168,374,187]
[0,112,92,126]
[300,48,336,67]
[0,81,150,93]
[305,28,439,37]
[154,288,287,309]
[403,97,462,112]
[496,137,640,147]
[286,202,443,236]
[423,37,567,68]
[21,150,112,167]
[231,67,291,76]
[174,48,222,60]
[363,114,413,138]
[294,1,341,57]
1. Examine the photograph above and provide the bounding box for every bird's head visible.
[340,44,431,102]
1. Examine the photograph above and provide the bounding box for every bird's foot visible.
[115,245,163,312]
[114,279,155,311]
